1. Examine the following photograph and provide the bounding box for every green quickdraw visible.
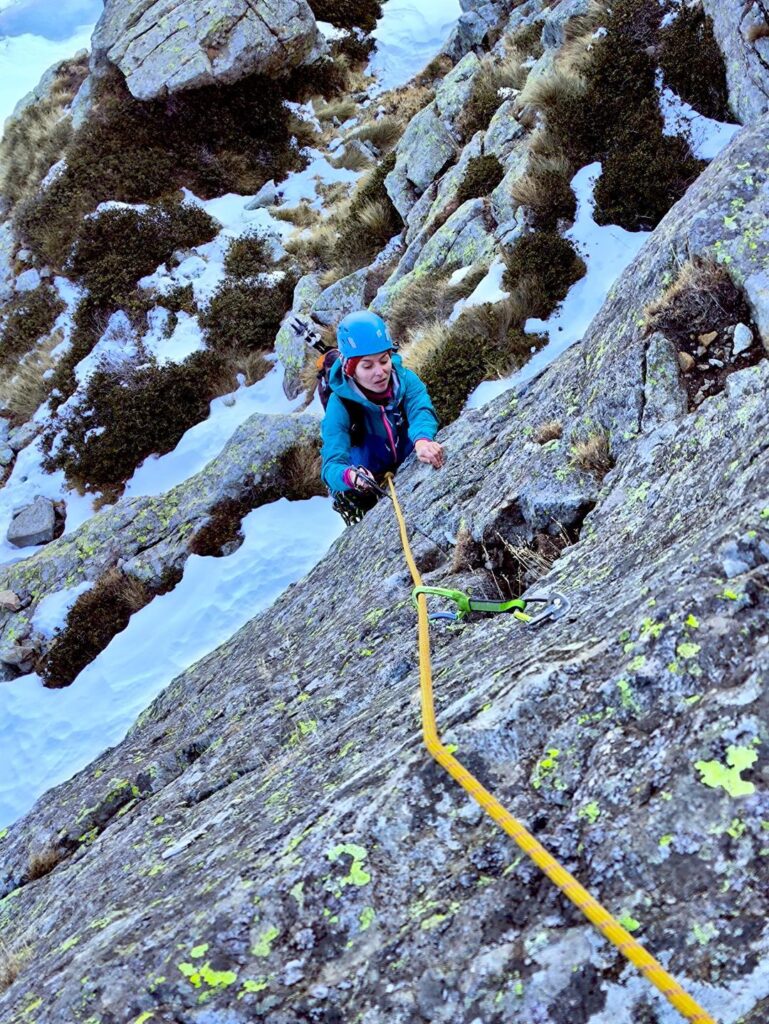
[411,586,569,624]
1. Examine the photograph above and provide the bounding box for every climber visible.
[320,310,444,525]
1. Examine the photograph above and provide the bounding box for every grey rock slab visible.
[703,0,769,123]
[372,198,497,316]
[484,98,525,161]
[489,139,529,224]
[385,101,458,219]
[434,51,482,127]
[541,0,592,49]
[442,10,494,62]
[90,0,326,101]
[411,131,486,244]
[7,497,56,548]
[0,221,15,305]
[641,332,688,433]
[0,446,14,468]
[8,421,40,453]
[310,267,369,328]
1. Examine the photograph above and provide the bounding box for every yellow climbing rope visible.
[385,475,717,1024]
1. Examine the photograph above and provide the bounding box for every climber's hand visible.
[415,439,444,469]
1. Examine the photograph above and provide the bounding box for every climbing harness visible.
[385,473,716,1024]
[411,585,569,624]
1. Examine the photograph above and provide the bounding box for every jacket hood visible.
[328,351,405,408]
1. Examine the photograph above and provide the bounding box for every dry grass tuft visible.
[314,96,358,123]
[284,219,338,269]
[0,332,60,424]
[271,203,321,228]
[457,53,528,137]
[400,319,453,378]
[570,430,613,478]
[26,842,67,882]
[494,524,574,589]
[330,143,373,172]
[347,115,402,152]
[0,940,30,993]
[518,66,588,117]
[644,257,734,334]
[279,441,324,500]
[451,523,478,573]
[231,349,272,386]
[747,22,769,43]
[510,150,576,229]
[534,419,563,444]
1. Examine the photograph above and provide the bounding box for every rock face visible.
[3,81,769,1024]
[90,0,326,101]
[0,412,320,668]
[703,0,769,124]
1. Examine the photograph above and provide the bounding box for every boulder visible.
[90,0,327,101]
[0,589,21,612]
[732,321,754,356]
[702,0,769,123]
[310,267,369,327]
[441,10,495,63]
[8,421,41,453]
[385,102,458,220]
[541,0,593,49]
[7,497,56,549]
[14,269,41,293]
[245,179,277,210]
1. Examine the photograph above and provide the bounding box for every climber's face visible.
[354,350,392,392]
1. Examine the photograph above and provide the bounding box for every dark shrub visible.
[13,57,347,267]
[40,568,154,687]
[67,201,217,307]
[0,284,65,369]
[503,232,586,318]
[532,0,706,230]
[334,151,403,272]
[454,155,504,206]
[331,31,376,65]
[224,231,274,279]
[659,5,730,121]
[45,297,106,411]
[595,131,706,231]
[201,274,296,353]
[42,350,233,489]
[306,0,382,33]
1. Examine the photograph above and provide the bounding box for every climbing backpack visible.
[288,314,367,443]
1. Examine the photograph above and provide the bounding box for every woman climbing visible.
[320,310,444,525]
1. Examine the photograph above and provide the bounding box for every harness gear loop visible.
[384,473,717,1024]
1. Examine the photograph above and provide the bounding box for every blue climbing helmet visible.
[336,310,393,359]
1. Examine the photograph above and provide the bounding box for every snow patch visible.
[33,580,94,639]
[367,0,462,94]
[467,163,650,409]
[0,495,344,829]
[657,70,741,161]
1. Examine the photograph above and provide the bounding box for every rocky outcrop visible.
[311,267,370,327]
[0,222,15,305]
[372,198,497,315]
[0,412,320,670]
[275,274,324,400]
[385,103,458,220]
[3,114,769,1024]
[703,0,769,124]
[90,0,326,101]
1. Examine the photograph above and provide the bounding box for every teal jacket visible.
[320,353,439,493]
